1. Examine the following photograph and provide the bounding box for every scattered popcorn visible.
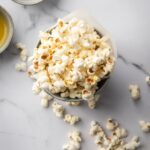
[90,119,140,150]
[28,17,115,105]
[106,118,119,131]
[123,136,140,150]
[129,84,140,100]
[87,99,96,109]
[16,42,28,61]
[64,114,80,125]
[32,81,41,94]
[113,127,128,138]
[139,120,150,132]
[41,98,49,108]
[15,62,27,72]
[63,130,82,150]
[52,101,65,118]
[145,76,150,85]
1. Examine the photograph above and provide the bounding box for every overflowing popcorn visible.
[139,120,150,132]
[89,119,141,150]
[62,130,82,150]
[28,17,115,104]
[145,76,150,85]
[129,84,140,100]
[64,114,80,125]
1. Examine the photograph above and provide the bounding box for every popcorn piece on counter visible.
[89,121,104,136]
[113,127,128,138]
[41,98,49,108]
[129,84,140,100]
[90,119,140,150]
[15,62,27,72]
[68,131,82,143]
[106,118,119,131]
[123,136,141,150]
[52,101,65,118]
[62,130,82,150]
[139,120,150,132]
[64,114,80,125]
[16,42,28,61]
[145,76,150,85]
[32,81,41,94]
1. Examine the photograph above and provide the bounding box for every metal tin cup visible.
[37,11,117,102]
[0,6,14,54]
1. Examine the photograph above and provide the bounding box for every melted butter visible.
[0,12,8,48]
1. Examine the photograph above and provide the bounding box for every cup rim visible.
[0,6,14,54]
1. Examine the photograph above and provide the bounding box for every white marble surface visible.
[0,0,150,149]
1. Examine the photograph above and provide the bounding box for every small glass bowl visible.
[36,11,117,102]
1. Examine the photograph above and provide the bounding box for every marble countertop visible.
[0,0,150,149]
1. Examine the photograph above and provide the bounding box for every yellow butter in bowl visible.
[0,6,14,54]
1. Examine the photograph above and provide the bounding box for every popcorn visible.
[52,101,65,118]
[62,130,82,150]
[145,76,150,85]
[29,17,115,105]
[64,114,80,125]
[123,136,140,150]
[15,62,27,72]
[39,90,53,100]
[106,118,119,131]
[90,119,140,150]
[129,84,140,100]
[16,42,28,61]
[139,120,150,132]
[41,98,49,108]
[32,81,41,94]
[113,127,128,138]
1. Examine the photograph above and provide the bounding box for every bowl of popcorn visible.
[28,12,117,106]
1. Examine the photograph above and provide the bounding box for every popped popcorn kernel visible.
[64,114,80,125]
[106,118,119,131]
[62,130,82,150]
[129,84,140,100]
[41,98,49,108]
[15,62,27,72]
[52,101,65,118]
[139,120,150,132]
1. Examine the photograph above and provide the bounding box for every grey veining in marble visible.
[0,0,150,150]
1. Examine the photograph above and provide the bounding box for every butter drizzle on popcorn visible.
[28,17,115,103]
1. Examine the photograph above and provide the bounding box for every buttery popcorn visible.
[64,114,80,125]
[145,76,150,85]
[139,120,150,132]
[29,17,115,104]
[63,130,82,150]
[129,84,140,100]
[90,119,140,150]
[41,98,49,108]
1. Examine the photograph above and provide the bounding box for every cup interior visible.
[0,6,14,54]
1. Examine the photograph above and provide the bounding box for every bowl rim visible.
[36,11,117,102]
[0,5,14,54]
